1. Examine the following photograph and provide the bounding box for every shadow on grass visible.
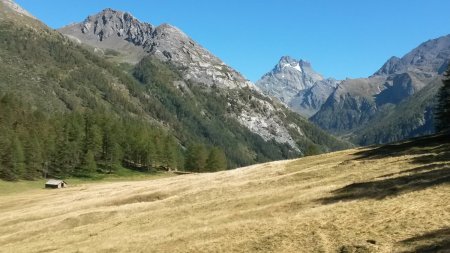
[321,165,450,203]
[353,133,450,164]
[400,227,450,253]
[320,133,450,204]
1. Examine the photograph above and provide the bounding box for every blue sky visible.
[16,0,450,81]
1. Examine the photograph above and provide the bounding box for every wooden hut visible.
[45,179,67,189]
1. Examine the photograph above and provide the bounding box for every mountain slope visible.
[350,77,441,145]
[1,133,449,252]
[310,35,449,144]
[57,8,351,153]
[0,1,351,175]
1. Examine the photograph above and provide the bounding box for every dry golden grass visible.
[1,135,450,252]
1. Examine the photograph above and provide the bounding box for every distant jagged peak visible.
[274,56,322,80]
[277,56,313,73]
[1,0,36,19]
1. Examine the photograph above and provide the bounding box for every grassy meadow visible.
[0,134,449,252]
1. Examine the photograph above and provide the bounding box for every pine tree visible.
[435,69,450,132]
[144,139,156,171]
[11,136,25,179]
[162,135,177,170]
[51,118,83,177]
[0,129,15,181]
[24,136,43,180]
[103,125,122,174]
[81,150,97,176]
[206,147,227,171]
[108,142,122,173]
[84,114,103,158]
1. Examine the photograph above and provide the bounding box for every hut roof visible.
[45,179,66,185]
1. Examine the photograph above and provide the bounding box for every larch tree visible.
[185,143,207,172]
[206,147,227,172]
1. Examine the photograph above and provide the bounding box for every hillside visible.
[1,134,449,252]
[0,0,351,181]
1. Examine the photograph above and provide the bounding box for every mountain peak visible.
[277,56,312,70]
[279,55,296,63]
[74,8,153,45]
[256,56,325,107]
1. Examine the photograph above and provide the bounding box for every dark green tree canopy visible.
[435,67,450,132]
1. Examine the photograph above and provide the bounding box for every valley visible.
[1,1,450,252]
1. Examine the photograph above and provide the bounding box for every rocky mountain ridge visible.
[59,8,251,90]
[373,34,450,76]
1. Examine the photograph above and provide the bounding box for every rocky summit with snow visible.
[256,56,338,117]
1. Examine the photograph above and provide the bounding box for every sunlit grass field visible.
[0,134,449,252]
[0,169,173,196]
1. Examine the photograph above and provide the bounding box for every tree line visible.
[0,94,227,181]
